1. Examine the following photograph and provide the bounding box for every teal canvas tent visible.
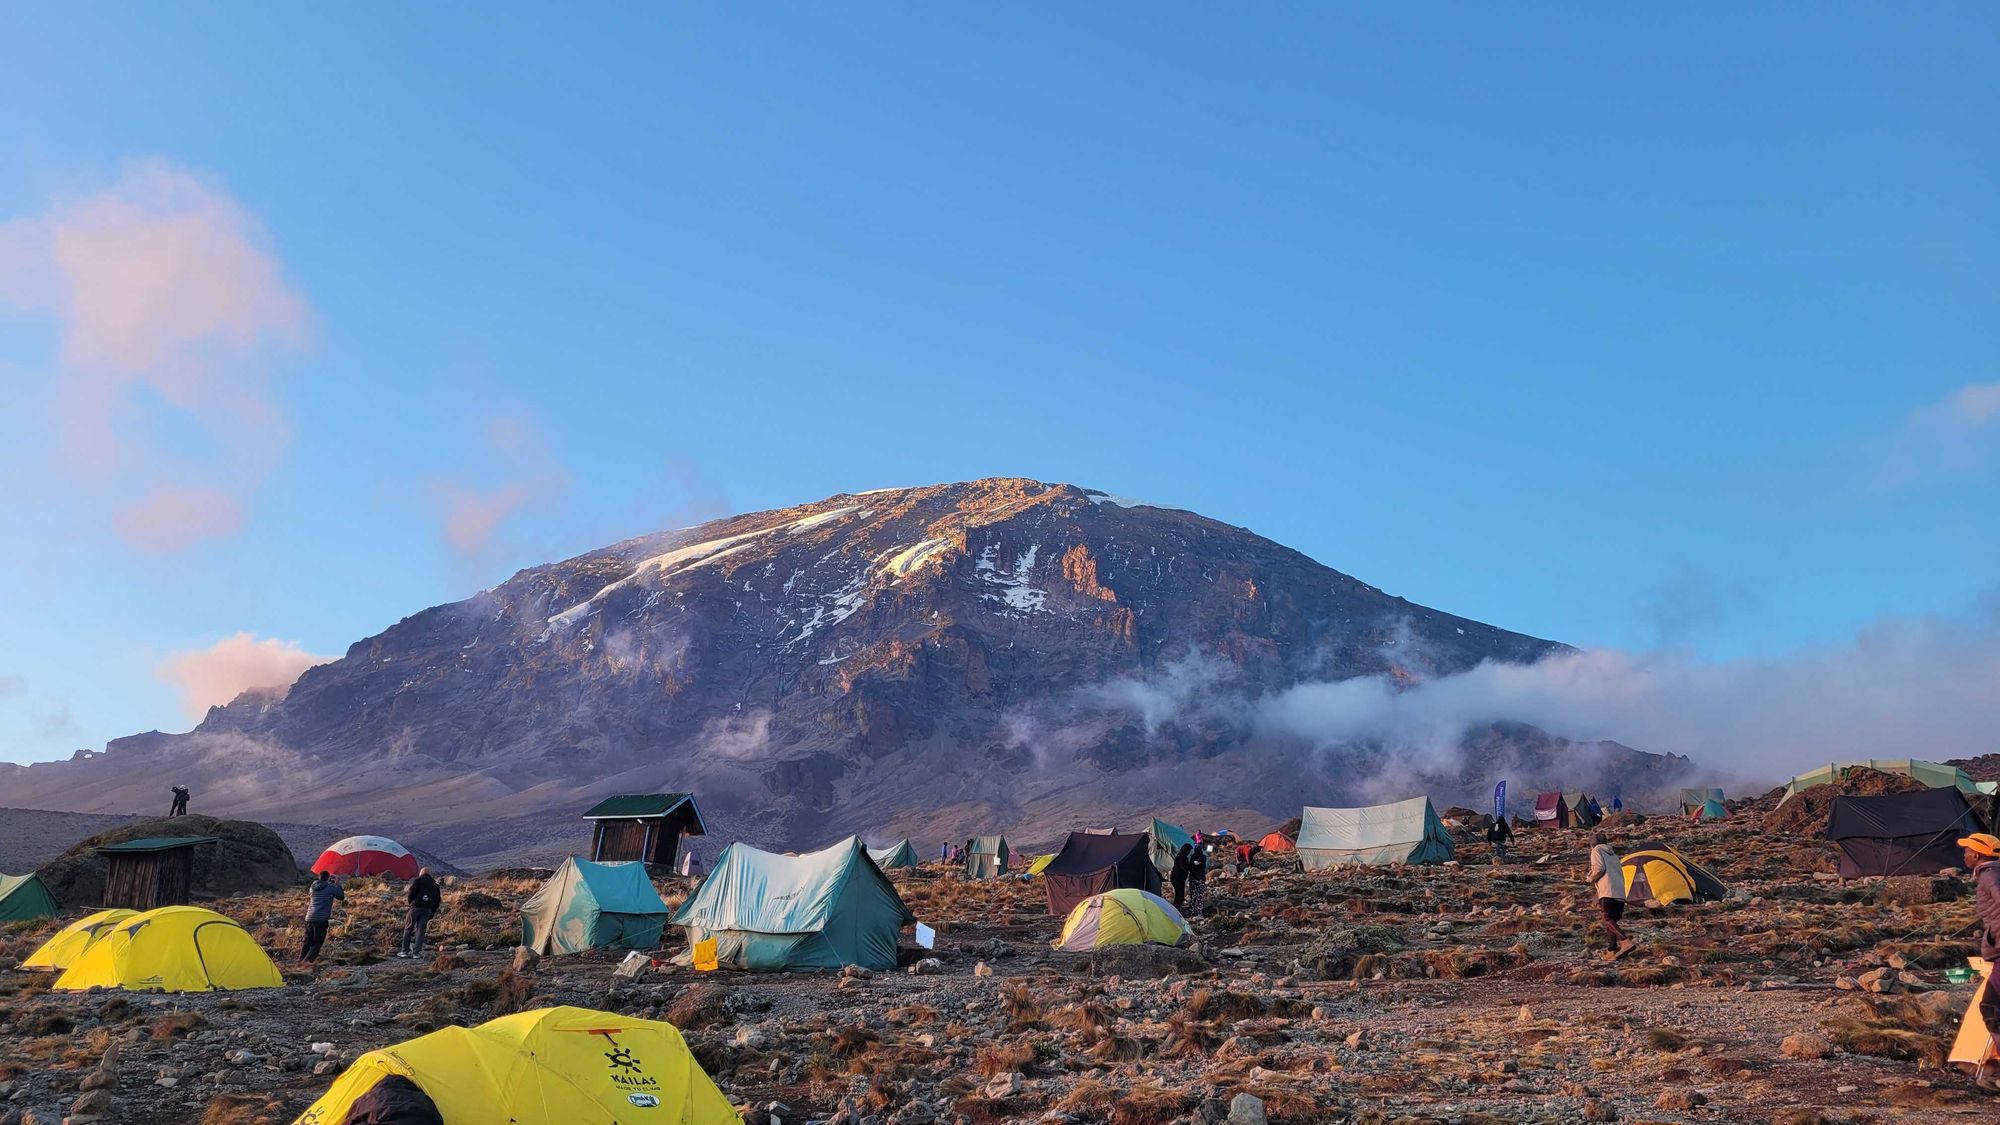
[0,873,57,922]
[1146,818,1194,877]
[867,840,919,870]
[672,836,914,972]
[1296,796,1455,868]
[519,858,671,955]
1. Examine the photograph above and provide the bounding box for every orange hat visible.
[1956,833,2000,858]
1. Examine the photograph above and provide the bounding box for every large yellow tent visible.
[1052,888,1189,952]
[53,906,280,992]
[292,1006,737,1125]
[20,908,137,971]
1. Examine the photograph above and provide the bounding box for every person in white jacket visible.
[1585,833,1633,959]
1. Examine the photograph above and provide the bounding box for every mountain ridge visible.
[2,478,1687,867]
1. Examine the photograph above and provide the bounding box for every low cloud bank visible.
[1077,601,2000,791]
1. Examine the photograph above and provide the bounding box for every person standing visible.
[1960,832,2000,1091]
[301,870,345,963]
[168,785,190,817]
[1584,832,1631,959]
[397,867,442,959]
[1170,843,1192,910]
[1187,835,1210,911]
[1487,817,1514,863]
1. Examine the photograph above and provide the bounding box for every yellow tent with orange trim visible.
[20,908,137,971]
[292,1006,736,1125]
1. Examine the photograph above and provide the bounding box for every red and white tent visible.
[312,835,420,879]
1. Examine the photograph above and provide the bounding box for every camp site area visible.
[1,774,1997,1125]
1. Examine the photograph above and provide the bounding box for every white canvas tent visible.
[1295,796,1455,868]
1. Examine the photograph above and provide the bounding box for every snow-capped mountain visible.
[5,479,1687,867]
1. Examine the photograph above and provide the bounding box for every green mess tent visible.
[1777,760,1980,806]
[1145,817,1194,877]
[519,858,671,955]
[0,873,57,922]
[672,836,914,972]
[867,840,919,870]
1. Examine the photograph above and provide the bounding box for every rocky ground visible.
[0,809,1993,1125]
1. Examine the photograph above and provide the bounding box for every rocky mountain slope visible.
[3,479,1692,867]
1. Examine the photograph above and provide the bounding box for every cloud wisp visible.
[432,414,571,574]
[0,160,310,551]
[1872,382,2000,491]
[156,632,333,722]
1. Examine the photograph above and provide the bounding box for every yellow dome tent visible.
[292,1006,737,1125]
[20,908,138,971]
[53,906,281,992]
[1026,853,1056,877]
[1052,888,1189,952]
[1619,843,1728,906]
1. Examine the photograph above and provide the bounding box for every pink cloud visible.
[156,632,333,722]
[434,413,571,567]
[0,160,309,551]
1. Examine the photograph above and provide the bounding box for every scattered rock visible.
[1225,1093,1266,1125]
[1781,1032,1834,1060]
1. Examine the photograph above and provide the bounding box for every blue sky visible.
[1,7,1996,765]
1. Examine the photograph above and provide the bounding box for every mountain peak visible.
[7,480,1663,869]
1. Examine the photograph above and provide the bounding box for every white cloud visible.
[0,160,309,551]
[156,633,333,721]
[1873,382,2000,490]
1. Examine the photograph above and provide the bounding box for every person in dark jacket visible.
[168,785,190,817]
[1186,834,1210,911]
[301,870,345,963]
[1170,843,1192,909]
[397,868,442,959]
[1487,817,1514,863]
[1961,832,2000,1090]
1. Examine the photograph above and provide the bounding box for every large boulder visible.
[36,814,301,906]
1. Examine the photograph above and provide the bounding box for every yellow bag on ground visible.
[1950,957,1996,1073]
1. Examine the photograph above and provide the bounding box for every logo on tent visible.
[605,1045,643,1075]
[627,1094,661,1108]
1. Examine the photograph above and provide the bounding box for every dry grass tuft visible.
[150,1011,202,1041]
[199,1093,287,1124]
[974,1042,1036,1076]
[1822,1016,1949,1067]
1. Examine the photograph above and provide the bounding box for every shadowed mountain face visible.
[3,479,1689,868]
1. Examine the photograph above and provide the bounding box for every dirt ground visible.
[0,810,1993,1124]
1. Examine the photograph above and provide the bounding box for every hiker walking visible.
[1585,832,1632,959]
[167,785,190,817]
[1170,843,1192,909]
[1962,832,2000,1090]
[1487,816,1514,863]
[1187,833,1210,911]
[301,870,345,963]
[397,867,442,959]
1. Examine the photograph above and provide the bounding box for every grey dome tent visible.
[672,836,914,972]
[1043,831,1160,917]
[519,858,671,955]
[1826,788,1986,879]
[1296,796,1454,868]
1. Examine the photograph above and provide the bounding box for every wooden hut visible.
[97,836,216,910]
[583,793,706,872]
